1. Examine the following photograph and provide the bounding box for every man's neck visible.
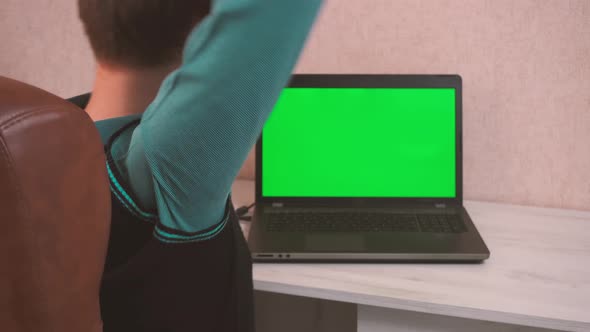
[86,63,176,121]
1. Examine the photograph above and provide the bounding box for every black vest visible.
[99,120,254,332]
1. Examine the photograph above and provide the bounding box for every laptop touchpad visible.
[304,234,366,251]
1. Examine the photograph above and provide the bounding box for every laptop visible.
[248,74,490,262]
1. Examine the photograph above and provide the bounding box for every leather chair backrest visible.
[0,76,110,332]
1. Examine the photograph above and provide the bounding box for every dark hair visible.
[79,0,210,68]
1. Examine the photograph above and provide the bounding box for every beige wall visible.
[1,0,95,97]
[1,0,589,210]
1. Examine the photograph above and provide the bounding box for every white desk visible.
[231,180,590,332]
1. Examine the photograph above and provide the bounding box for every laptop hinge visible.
[435,203,447,208]
[271,202,284,208]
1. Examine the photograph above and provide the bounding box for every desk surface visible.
[231,180,590,332]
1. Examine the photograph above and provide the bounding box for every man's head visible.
[79,0,211,69]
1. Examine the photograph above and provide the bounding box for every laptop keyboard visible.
[266,212,467,233]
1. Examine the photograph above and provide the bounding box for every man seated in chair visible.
[75,0,322,331]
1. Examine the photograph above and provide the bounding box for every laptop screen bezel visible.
[255,74,463,207]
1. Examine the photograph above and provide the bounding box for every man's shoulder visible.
[66,92,142,144]
[95,114,142,145]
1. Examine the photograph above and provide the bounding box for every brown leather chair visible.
[0,76,110,332]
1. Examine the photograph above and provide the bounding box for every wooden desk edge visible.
[254,279,590,331]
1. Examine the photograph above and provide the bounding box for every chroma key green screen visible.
[261,88,456,198]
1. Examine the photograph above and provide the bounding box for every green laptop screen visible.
[261,88,456,198]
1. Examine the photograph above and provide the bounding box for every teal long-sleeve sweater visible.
[100,0,322,242]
